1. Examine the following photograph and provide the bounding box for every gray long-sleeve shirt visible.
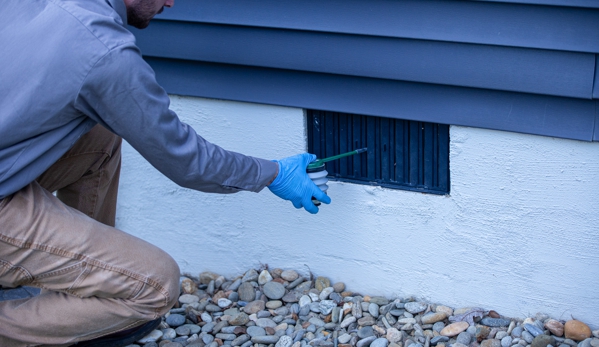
[0,0,278,199]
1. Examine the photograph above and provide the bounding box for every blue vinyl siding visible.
[131,0,599,141]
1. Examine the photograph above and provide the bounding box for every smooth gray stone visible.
[240,342,253,347]
[238,282,256,302]
[356,336,377,347]
[307,324,317,333]
[202,322,215,333]
[501,336,513,347]
[287,277,305,290]
[242,269,259,283]
[247,326,266,337]
[457,332,472,345]
[216,334,237,340]
[166,314,186,327]
[175,325,191,336]
[324,323,337,330]
[205,304,222,313]
[371,338,389,347]
[522,331,535,344]
[299,304,311,316]
[232,334,251,346]
[432,322,445,333]
[256,318,277,328]
[524,323,543,337]
[290,303,300,314]
[430,336,450,345]
[263,282,286,300]
[272,315,284,323]
[332,307,342,323]
[252,336,281,344]
[293,329,306,343]
[512,326,524,338]
[480,318,511,328]
[228,292,240,302]
[404,302,427,314]
[369,303,380,318]
[203,334,215,344]
[275,307,290,316]
[310,302,321,313]
[283,319,296,325]
[358,326,375,338]
[221,326,237,334]
[257,310,271,318]
[282,291,302,303]
[330,292,343,304]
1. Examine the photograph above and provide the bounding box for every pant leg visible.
[36,124,122,227]
[0,181,179,346]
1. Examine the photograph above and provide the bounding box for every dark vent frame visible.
[307,110,450,195]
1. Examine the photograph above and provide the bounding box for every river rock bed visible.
[128,268,599,347]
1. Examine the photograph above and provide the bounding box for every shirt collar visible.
[106,0,128,26]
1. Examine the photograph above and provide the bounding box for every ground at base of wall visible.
[1,268,598,347]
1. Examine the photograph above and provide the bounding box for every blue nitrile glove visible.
[268,153,332,214]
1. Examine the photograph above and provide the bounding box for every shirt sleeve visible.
[75,43,278,194]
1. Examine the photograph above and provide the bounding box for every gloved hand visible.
[268,153,331,214]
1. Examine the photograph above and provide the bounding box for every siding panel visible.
[152,0,599,53]
[137,21,595,98]
[145,58,597,141]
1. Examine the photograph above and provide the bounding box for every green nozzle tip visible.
[307,148,367,169]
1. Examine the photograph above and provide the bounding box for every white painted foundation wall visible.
[116,96,599,328]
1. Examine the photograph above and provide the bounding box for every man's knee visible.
[138,250,180,317]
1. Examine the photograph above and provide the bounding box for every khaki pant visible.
[0,125,180,346]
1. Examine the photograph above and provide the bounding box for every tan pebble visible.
[373,325,386,335]
[275,323,288,331]
[333,282,346,293]
[436,305,453,317]
[363,295,371,302]
[343,308,352,315]
[341,291,353,297]
[564,320,592,341]
[212,290,229,301]
[199,271,220,284]
[437,344,445,347]
[324,314,332,323]
[271,268,283,279]
[386,327,402,343]
[322,331,330,336]
[440,322,469,337]
[315,276,331,291]
[522,317,536,326]
[422,312,448,324]
[181,278,198,294]
[454,307,477,315]
[281,269,299,281]
[292,342,301,347]
[339,344,353,347]
[545,319,564,337]
[272,278,288,285]
[424,330,435,338]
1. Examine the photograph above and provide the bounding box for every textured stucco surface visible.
[117,96,599,327]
